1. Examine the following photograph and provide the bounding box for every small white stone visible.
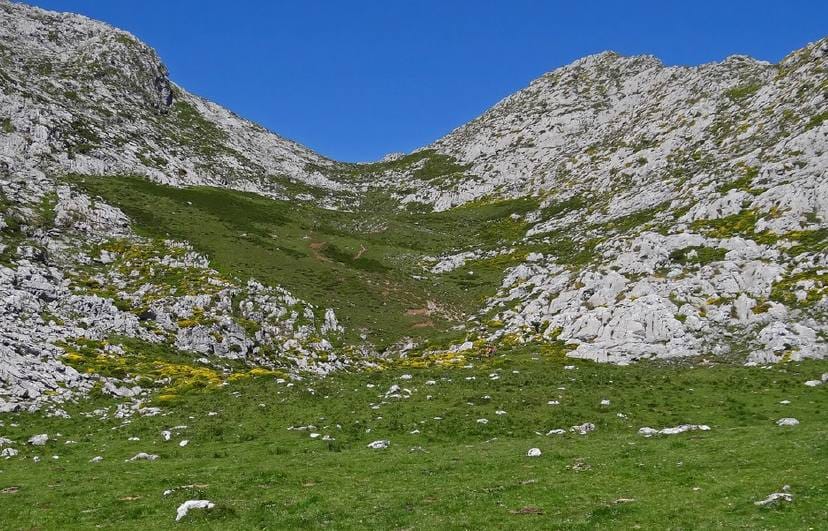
[175,500,215,522]
[527,448,542,457]
[571,422,596,435]
[27,434,48,446]
[1,448,19,458]
[128,452,159,461]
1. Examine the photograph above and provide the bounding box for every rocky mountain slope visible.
[0,0,346,198]
[0,0,826,414]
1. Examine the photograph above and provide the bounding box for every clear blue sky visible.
[26,0,828,162]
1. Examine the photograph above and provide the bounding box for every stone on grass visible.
[776,418,799,427]
[638,424,710,437]
[1,448,18,458]
[570,423,595,435]
[27,434,48,446]
[128,452,159,461]
[754,485,792,506]
[89,456,103,463]
[367,440,389,449]
[527,448,542,457]
[175,500,215,522]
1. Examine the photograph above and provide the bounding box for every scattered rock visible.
[776,418,799,427]
[527,448,542,457]
[175,500,215,522]
[27,434,48,446]
[570,423,595,435]
[755,485,793,506]
[568,458,591,472]
[128,452,159,461]
[638,424,711,437]
[367,440,389,449]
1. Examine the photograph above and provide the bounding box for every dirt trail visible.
[308,241,331,262]
[354,244,367,260]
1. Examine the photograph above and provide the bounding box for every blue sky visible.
[27,0,828,162]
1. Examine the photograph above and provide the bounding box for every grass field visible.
[1,347,825,529]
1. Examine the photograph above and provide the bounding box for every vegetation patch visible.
[770,269,828,308]
[311,149,470,186]
[804,110,827,131]
[725,82,761,102]
[785,228,828,256]
[669,245,727,265]
[690,209,778,245]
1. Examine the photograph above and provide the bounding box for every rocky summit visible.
[0,1,826,528]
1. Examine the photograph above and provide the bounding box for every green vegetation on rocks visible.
[66,175,538,349]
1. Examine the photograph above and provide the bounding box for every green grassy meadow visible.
[1,349,825,529]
